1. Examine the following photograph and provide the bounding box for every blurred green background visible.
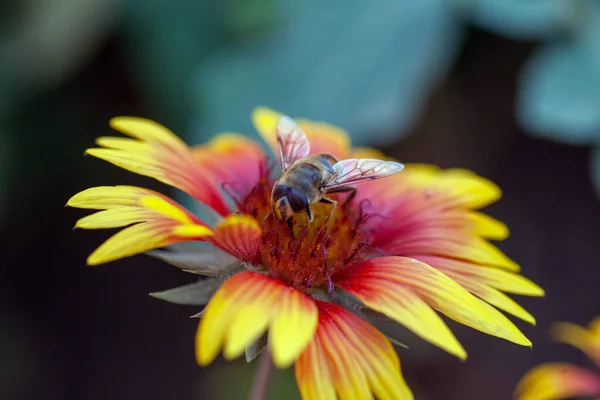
[2,0,600,399]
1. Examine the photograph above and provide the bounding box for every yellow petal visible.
[196,272,318,367]
[334,258,469,359]
[69,186,214,265]
[209,214,262,261]
[474,298,531,347]
[251,106,353,159]
[224,304,270,360]
[270,287,320,368]
[296,301,413,400]
[439,269,536,325]
[418,255,543,296]
[95,136,152,152]
[109,116,188,147]
[67,185,149,209]
[469,211,510,240]
[75,207,150,229]
[87,220,175,265]
[401,165,502,210]
[85,117,230,215]
[552,321,600,364]
[196,276,257,365]
[515,363,600,400]
[191,132,266,191]
[334,256,532,356]
[295,118,351,158]
[480,267,544,296]
[251,107,281,155]
[440,169,502,209]
[171,225,214,238]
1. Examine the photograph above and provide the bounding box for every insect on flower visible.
[68,107,544,400]
[271,115,404,228]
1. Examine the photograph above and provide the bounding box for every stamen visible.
[326,274,334,296]
[262,225,281,243]
[291,227,308,262]
[270,246,283,273]
[310,228,328,258]
[249,175,372,293]
[344,241,371,265]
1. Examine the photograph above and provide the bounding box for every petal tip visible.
[222,344,245,361]
[195,329,219,367]
[86,256,104,266]
[251,107,282,146]
[108,116,135,129]
[86,248,119,266]
[251,106,278,119]
[271,352,294,369]
[195,351,214,367]
[444,341,468,360]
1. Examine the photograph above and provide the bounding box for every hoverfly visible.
[270,115,404,228]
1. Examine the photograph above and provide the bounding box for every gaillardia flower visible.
[68,108,544,399]
[515,317,600,400]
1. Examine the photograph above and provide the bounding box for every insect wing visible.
[276,116,310,171]
[324,158,404,189]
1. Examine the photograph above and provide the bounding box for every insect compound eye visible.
[272,184,289,200]
[286,188,309,213]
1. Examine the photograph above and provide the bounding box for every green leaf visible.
[219,0,276,39]
[465,0,574,40]
[245,334,268,363]
[119,0,224,130]
[190,0,462,146]
[518,42,600,145]
[1,0,117,91]
[147,246,238,276]
[150,279,221,306]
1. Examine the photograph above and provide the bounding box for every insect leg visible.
[306,206,314,223]
[319,197,337,223]
[325,185,357,205]
[261,211,274,225]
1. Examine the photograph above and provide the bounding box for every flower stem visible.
[248,351,275,400]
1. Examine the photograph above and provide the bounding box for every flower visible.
[68,107,544,399]
[515,317,600,400]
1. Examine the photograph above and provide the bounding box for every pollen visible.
[237,174,373,294]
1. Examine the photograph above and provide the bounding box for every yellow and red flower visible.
[515,317,600,400]
[68,107,544,399]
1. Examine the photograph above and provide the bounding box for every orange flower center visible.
[235,171,374,294]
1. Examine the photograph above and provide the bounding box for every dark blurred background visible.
[2,1,600,399]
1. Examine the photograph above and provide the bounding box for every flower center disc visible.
[239,178,372,293]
